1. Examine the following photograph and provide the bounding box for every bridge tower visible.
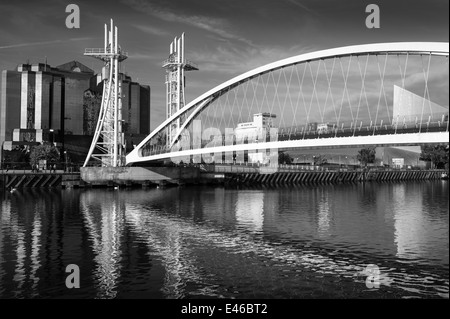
[83,19,128,167]
[163,33,198,146]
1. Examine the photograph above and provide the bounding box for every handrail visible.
[162,58,198,69]
[85,48,128,57]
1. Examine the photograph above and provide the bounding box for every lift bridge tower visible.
[163,33,198,146]
[83,20,128,167]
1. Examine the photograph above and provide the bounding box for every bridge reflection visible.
[0,183,448,298]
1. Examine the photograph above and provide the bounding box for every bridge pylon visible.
[163,33,198,146]
[83,19,128,168]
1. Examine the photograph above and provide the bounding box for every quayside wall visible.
[1,167,446,189]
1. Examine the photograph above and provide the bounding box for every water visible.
[0,181,448,299]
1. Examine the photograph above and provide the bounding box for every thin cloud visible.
[285,0,319,15]
[121,0,254,46]
[0,38,92,50]
[133,25,170,37]
[128,52,160,61]
[189,44,317,76]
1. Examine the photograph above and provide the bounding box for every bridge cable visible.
[419,53,432,133]
[374,54,389,135]
[323,57,338,129]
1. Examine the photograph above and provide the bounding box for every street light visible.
[0,142,3,172]
[64,150,68,172]
[49,129,55,146]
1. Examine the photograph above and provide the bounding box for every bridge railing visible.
[139,116,448,158]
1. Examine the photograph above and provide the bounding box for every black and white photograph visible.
[0,0,448,310]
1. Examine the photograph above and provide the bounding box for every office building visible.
[0,60,150,163]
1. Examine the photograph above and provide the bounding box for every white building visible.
[393,85,447,123]
[317,123,334,134]
[235,113,276,141]
[235,113,276,164]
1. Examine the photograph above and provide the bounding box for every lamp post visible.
[49,129,55,146]
[0,142,3,172]
[64,150,68,172]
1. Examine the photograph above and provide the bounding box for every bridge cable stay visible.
[126,43,449,165]
[419,54,432,133]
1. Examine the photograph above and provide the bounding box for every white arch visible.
[127,42,449,164]
[131,132,449,163]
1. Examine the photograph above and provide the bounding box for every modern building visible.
[235,113,276,142]
[234,113,277,164]
[393,85,448,123]
[317,123,334,134]
[0,60,150,164]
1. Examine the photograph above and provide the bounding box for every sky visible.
[0,0,448,129]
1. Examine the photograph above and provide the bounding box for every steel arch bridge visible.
[126,42,449,165]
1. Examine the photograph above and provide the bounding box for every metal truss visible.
[83,20,128,167]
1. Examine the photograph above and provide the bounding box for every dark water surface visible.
[0,181,448,299]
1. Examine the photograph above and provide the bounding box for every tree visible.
[156,131,167,146]
[278,151,293,164]
[313,155,328,166]
[420,145,449,169]
[3,147,30,168]
[357,147,376,166]
[83,89,102,135]
[29,143,60,167]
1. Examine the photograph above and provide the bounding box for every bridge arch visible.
[127,42,449,165]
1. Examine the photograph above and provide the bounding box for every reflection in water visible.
[80,191,124,299]
[0,198,8,295]
[29,199,42,296]
[393,184,425,260]
[4,192,42,298]
[119,185,447,298]
[0,190,57,298]
[393,183,449,264]
[126,207,208,298]
[317,190,331,237]
[0,181,448,299]
[235,192,264,233]
[12,217,26,297]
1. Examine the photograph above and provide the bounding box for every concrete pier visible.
[80,166,201,187]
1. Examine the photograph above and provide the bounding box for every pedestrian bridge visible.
[126,42,449,165]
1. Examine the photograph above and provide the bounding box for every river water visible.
[0,181,448,299]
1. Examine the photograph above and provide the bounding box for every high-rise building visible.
[0,60,150,164]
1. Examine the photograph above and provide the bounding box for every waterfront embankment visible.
[1,166,447,189]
